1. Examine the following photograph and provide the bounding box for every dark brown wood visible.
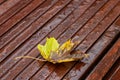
[0,0,85,79]
[0,0,6,5]
[0,0,45,49]
[47,0,120,80]
[0,0,79,79]
[14,0,96,79]
[63,13,120,80]
[39,0,112,79]
[109,66,120,80]
[1,1,69,75]
[103,58,120,80]
[0,0,33,31]
[86,38,120,80]
[0,0,120,80]
[0,0,20,16]
[0,0,56,49]
[31,0,100,79]
[32,0,109,79]
[0,0,71,63]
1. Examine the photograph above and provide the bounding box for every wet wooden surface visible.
[0,0,120,80]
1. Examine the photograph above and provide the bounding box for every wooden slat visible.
[0,0,33,36]
[0,0,70,63]
[14,0,96,79]
[0,0,45,49]
[0,2,70,64]
[63,5,120,80]
[0,0,20,15]
[88,17,120,80]
[0,0,119,79]
[0,0,57,49]
[109,66,120,80]
[103,58,120,80]
[27,0,101,79]
[0,0,77,79]
[31,0,109,79]
[63,19,120,80]
[0,0,83,79]
[46,0,120,80]
[0,0,69,69]
[35,0,113,79]
[45,0,114,79]
[0,0,6,5]
[86,38,120,80]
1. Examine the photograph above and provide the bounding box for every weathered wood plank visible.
[0,0,80,79]
[63,17,120,80]
[63,8,120,80]
[14,0,96,79]
[46,0,120,80]
[109,66,120,80]
[0,0,20,16]
[23,0,99,80]
[31,0,109,79]
[103,58,120,80]
[0,0,6,5]
[0,0,45,49]
[0,0,119,80]
[0,0,56,49]
[0,0,71,63]
[0,0,33,36]
[86,38,120,80]
[0,0,83,79]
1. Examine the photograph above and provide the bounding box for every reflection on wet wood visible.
[86,38,120,80]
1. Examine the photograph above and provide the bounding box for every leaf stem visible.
[15,56,47,61]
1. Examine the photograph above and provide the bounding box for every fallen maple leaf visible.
[16,37,89,64]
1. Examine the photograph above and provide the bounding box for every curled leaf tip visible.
[84,54,89,58]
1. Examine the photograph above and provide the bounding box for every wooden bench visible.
[0,0,120,80]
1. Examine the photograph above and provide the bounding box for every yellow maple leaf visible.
[15,37,89,64]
